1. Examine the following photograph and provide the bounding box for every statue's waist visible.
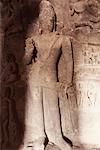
[28,64,57,81]
[32,62,56,70]
[27,78,58,90]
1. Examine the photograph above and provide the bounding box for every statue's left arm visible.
[62,36,73,89]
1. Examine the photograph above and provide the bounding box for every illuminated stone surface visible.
[0,0,100,150]
[72,33,100,148]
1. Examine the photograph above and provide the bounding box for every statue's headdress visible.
[39,0,56,31]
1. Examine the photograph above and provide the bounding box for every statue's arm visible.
[24,38,35,65]
[62,36,73,88]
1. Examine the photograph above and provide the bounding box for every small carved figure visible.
[1,53,20,149]
[23,0,73,150]
[1,0,23,34]
[70,0,100,32]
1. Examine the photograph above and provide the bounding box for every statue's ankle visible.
[48,135,62,146]
[46,142,61,150]
[34,136,45,148]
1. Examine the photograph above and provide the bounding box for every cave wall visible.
[0,1,74,149]
[0,0,100,150]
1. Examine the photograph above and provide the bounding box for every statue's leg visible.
[43,86,71,150]
[24,85,45,150]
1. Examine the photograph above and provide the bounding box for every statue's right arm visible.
[24,38,34,65]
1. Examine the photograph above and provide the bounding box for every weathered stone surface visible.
[45,143,61,150]
[23,1,73,150]
[70,0,100,148]
[0,0,100,150]
[72,32,100,148]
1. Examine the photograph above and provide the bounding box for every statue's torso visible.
[27,33,62,84]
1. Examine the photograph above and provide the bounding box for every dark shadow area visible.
[0,0,41,149]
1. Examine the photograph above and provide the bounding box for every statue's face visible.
[39,0,55,33]
[39,16,55,33]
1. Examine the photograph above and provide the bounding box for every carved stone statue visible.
[23,0,73,150]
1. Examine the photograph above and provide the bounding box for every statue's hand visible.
[57,82,70,97]
[57,82,76,99]
[66,83,76,100]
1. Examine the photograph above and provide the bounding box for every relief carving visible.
[23,0,73,150]
[1,0,24,35]
[75,81,96,109]
[71,0,100,147]
[1,0,100,149]
[1,53,20,149]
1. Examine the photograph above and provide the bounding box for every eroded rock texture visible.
[70,0,100,149]
[0,0,100,150]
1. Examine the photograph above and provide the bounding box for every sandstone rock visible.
[45,143,61,150]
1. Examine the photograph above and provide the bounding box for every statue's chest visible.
[34,36,58,60]
[36,39,52,54]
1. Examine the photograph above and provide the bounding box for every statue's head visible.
[39,0,56,33]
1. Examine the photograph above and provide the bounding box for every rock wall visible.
[0,0,100,150]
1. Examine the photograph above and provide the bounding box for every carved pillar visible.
[73,32,100,148]
[70,0,100,148]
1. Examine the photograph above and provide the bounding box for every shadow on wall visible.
[0,0,41,149]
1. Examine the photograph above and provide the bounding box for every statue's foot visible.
[22,136,45,150]
[54,138,72,150]
[33,143,45,150]
[21,140,45,150]
[45,142,61,150]
[19,143,44,150]
[72,145,85,150]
